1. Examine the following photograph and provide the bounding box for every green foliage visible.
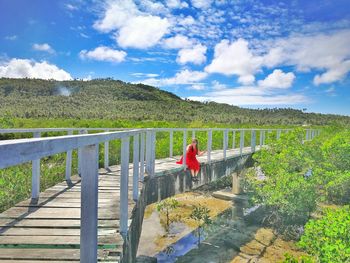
[1,78,349,125]
[245,129,318,226]
[156,198,179,232]
[190,205,212,245]
[324,171,350,205]
[298,206,350,263]
[281,253,315,263]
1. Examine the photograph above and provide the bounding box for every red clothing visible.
[176,145,200,171]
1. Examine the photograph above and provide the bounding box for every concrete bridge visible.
[0,128,319,262]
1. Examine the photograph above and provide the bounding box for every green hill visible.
[0,78,349,126]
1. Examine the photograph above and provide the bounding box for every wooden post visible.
[232,172,241,195]
[240,130,244,156]
[223,129,228,160]
[80,144,99,263]
[251,130,256,152]
[104,129,109,169]
[151,131,156,177]
[262,130,266,145]
[232,130,236,149]
[259,130,263,148]
[32,131,41,199]
[277,129,281,139]
[78,129,88,177]
[145,131,151,176]
[140,132,145,181]
[120,137,130,237]
[65,130,73,181]
[182,129,187,169]
[169,130,173,158]
[133,134,140,201]
[207,130,212,164]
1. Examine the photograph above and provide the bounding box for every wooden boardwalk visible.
[0,147,255,262]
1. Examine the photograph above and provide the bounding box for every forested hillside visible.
[0,78,349,126]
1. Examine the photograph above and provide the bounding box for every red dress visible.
[176,145,200,171]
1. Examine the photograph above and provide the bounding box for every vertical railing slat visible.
[169,130,173,158]
[80,144,99,263]
[223,129,228,160]
[207,129,212,164]
[78,129,88,177]
[133,134,140,201]
[31,131,41,199]
[65,130,73,181]
[251,129,256,152]
[120,137,130,237]
[104,129,109,169]
[240,130,244,156]
[140,132,145,181]
[232,130,236,149]
[182,129,187,169]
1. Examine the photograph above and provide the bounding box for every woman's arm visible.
[197,149,207,156]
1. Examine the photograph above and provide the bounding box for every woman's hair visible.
[192,138,199,154]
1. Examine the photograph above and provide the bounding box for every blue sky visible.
[0,0,350,115]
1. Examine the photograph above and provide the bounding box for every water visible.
[152,198,260,263]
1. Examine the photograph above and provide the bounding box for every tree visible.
[190,205,212,246]
[156,198,179,232]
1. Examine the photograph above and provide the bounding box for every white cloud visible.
[176,44,207,65]
[189,84,206,90]
[5,35,17,41]
[0,58,72,80]
[142,69,208,86]
[116,16,170,49]
[258,69,295,89]
[79,46,126,63]
[32,43,55,54]
[166,0,188,9]
[205,39,262,84]
[131,72,159,78]
[211,80,227,90]
[94,1,170,49]
[191,0,213,9]
[162,35,193,49]
[263,29,350,85]
[178,15,195,26]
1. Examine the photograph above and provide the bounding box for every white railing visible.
[0,127,320,262]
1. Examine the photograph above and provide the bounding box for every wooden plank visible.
[0,248,119,261]
[0,219,118,228]
[0,227,117,236]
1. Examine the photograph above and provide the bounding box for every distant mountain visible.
[0,78,349,126]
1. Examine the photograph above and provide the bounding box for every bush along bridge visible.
[0,127,320,262]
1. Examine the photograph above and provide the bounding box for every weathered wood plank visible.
[0,219,118,228]
[0,227,117,236]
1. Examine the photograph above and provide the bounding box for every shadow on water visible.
[154,198,261,263]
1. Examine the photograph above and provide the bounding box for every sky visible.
[0,0,350,116]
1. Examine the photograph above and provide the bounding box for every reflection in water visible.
[154,197,260,263]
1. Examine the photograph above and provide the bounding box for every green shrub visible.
[325,171,350,205]
[281,253,315,263]
[298,206,350,263]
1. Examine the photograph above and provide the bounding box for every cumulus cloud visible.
[162,35,193,49]
[263,29,350,85]
[79,46,126,63]
[142,69,208,86]
[205,39,262,84]
[94,0,170,49]
[166,0,188,9]
[0,58,72,80]
[258,69,295,89]
[176,44,207,65]
[32,43,55,54]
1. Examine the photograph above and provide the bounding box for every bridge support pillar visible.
[232,172,241,195]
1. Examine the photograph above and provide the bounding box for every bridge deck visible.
[0,147,255,262]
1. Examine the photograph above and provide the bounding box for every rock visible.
[240,239,265,255]
[254,228,276,246]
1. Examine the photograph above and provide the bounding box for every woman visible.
[176,138,206,181]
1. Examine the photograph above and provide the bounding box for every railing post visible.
[251,129,256,152]
[80,144,99,263]
[78,129,88,177]
[223,129,228,160]
[140,132,145,181]
[120,137,130,237]
[65,130,73,181]
[263,130,266,145]
[207,129,212,164]
[259,130,263,148]
[232,130,236,149]
[145,131,152,176]
[182,129,187,169]
[133,134,140,201]
[32,131,41,199]
[240,130,244,156]
[169,130,173,158]
[104,129,109,169]
[151,131,156,176]
[277,129,281,139]
[192,130,195,139]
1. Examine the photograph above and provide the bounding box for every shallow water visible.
[137,192,260,263]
